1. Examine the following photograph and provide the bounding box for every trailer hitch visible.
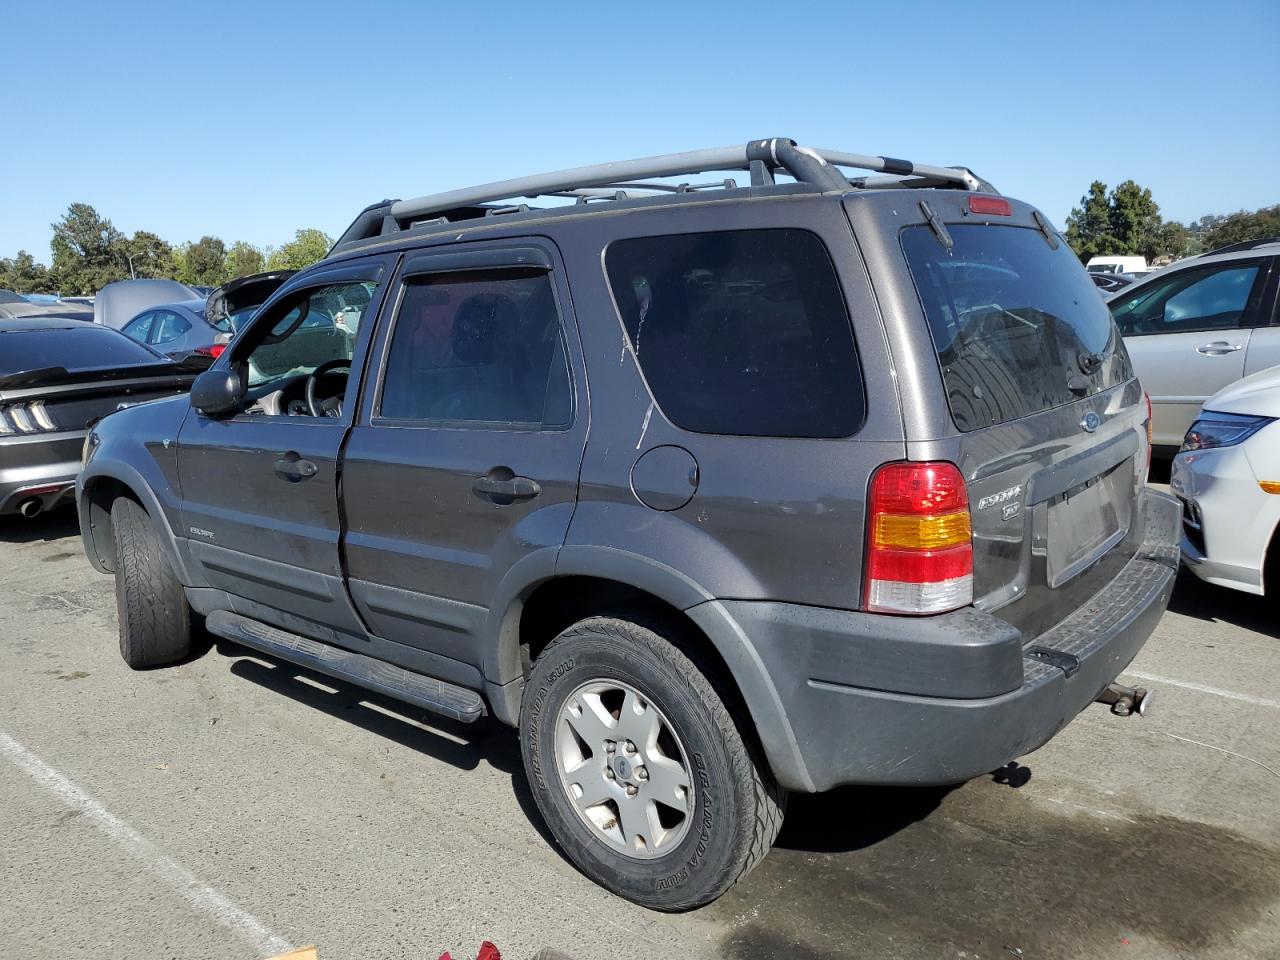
[1096,682,1152,717]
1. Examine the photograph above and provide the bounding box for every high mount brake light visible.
[864,462,973,615]
[969,195,1012,216]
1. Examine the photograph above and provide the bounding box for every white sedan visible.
[1172,366,1280,595]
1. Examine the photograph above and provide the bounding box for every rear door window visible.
[151,310,192,345]
[901,224,1133,431]
[1110,261,1265,337]
[379,269,572,428]
[605,229,864,438]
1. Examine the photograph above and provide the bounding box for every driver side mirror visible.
[190,368,244,417]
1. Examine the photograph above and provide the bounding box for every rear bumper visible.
[0,431,83,515]
[713,489,1179,792]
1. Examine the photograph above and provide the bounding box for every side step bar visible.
[205,610,485,723]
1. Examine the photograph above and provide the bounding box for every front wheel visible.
[111,497,192,669]
[519,617,785,910]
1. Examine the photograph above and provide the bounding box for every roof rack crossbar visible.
[353,139,990,246]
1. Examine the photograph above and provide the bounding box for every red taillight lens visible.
[968,195,1012,216]
[864,461,973,615]
[195,343,227,359]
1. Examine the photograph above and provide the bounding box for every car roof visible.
[1116,240,1280,292]
[0,316,92,332]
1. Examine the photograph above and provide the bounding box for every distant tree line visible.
[1065,182,1278,264]
[0,203,333,296]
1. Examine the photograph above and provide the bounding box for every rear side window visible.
[152,310,192,345]
[605,229,864,438]
[0,326,164,377]
[901,224,1133,432]
[379,269,572,428]
[1110,262,1263,336]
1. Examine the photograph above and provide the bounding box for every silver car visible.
[1110,239,1280,449]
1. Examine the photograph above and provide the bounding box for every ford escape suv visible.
[78,138,1179,910]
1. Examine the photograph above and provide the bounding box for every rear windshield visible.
[0,325,164,377]
[605,229,865,438]
[901,224,1132,431]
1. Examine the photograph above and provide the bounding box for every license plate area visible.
[1046,460,1133,588]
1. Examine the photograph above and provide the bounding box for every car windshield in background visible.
[0,325,166,377]
[901,224,1131,431]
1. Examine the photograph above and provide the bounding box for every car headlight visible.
[1180,412,1274,452]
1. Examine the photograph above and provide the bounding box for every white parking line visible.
[1122,670,1280,710]
[0,732,291,958]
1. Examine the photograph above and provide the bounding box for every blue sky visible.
[3,0,1277,261]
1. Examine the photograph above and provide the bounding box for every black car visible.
[1091,272,1137,294]
[77,137,1177,909]
[0,319,198,517]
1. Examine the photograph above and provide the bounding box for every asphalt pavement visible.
[1,508,1276,960]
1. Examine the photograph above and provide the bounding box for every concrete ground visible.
[1,509,1276,960]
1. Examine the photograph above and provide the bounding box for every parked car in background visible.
[1088,255,1148,275]
[121,299,229,360]
[1091,272,1136,295]
[0,294,94,322]
[205,270,295,333]
[94,278,201,329]
[1172,366,1280,596]
[78,137,1178,910]
[1110,239,1280,451]
[0,318,200,517]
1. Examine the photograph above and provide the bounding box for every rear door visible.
[869,198,1150,638]
[1242,257,1280,377]
[340,240,587,686]
[1111,258,1272,445]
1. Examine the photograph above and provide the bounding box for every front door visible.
[178,261,393,635]
[340,241,587,685]
[1114,258,1271,445]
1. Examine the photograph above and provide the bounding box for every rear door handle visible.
[273,454,318,481]
[472,474,540,503]
[1196,341,1244,355]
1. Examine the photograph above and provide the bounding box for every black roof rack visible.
[331,137,993,252]
[1196,237,1280,258]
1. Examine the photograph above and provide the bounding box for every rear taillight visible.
[195,344,227,359]
[864,461,973,615]
[0,401,57,435]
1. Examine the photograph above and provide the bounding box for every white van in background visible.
[1088,255,1150,275]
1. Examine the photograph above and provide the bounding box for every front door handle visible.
[472,473,540,504]
[1196,341,1244,355]
[274,454,318,481]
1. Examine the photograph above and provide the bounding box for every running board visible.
[204,610,485,723]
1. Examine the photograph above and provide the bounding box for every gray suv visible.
[77,138,1179,910]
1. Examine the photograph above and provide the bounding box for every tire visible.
[519,616,785,910]
[111,497,191,669]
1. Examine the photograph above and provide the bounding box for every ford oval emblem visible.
[1081,411,1100,433]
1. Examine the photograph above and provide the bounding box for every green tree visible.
[183,236,227,286]
[1202,205,1280,251]
[1064,181,1115,262]
[0,250,52,294]
[119,230,177,280]
[225,241,265,280]
[1108,180,1162,258]
[266,229,332,271]
[49,202,127,294]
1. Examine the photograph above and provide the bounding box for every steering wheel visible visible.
[305,358,351,418]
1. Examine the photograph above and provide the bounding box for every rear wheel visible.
[111,498,191,669]
[519,616,785,910]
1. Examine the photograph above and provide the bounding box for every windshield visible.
[901,224,1132,431]
[0,325,166,377]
